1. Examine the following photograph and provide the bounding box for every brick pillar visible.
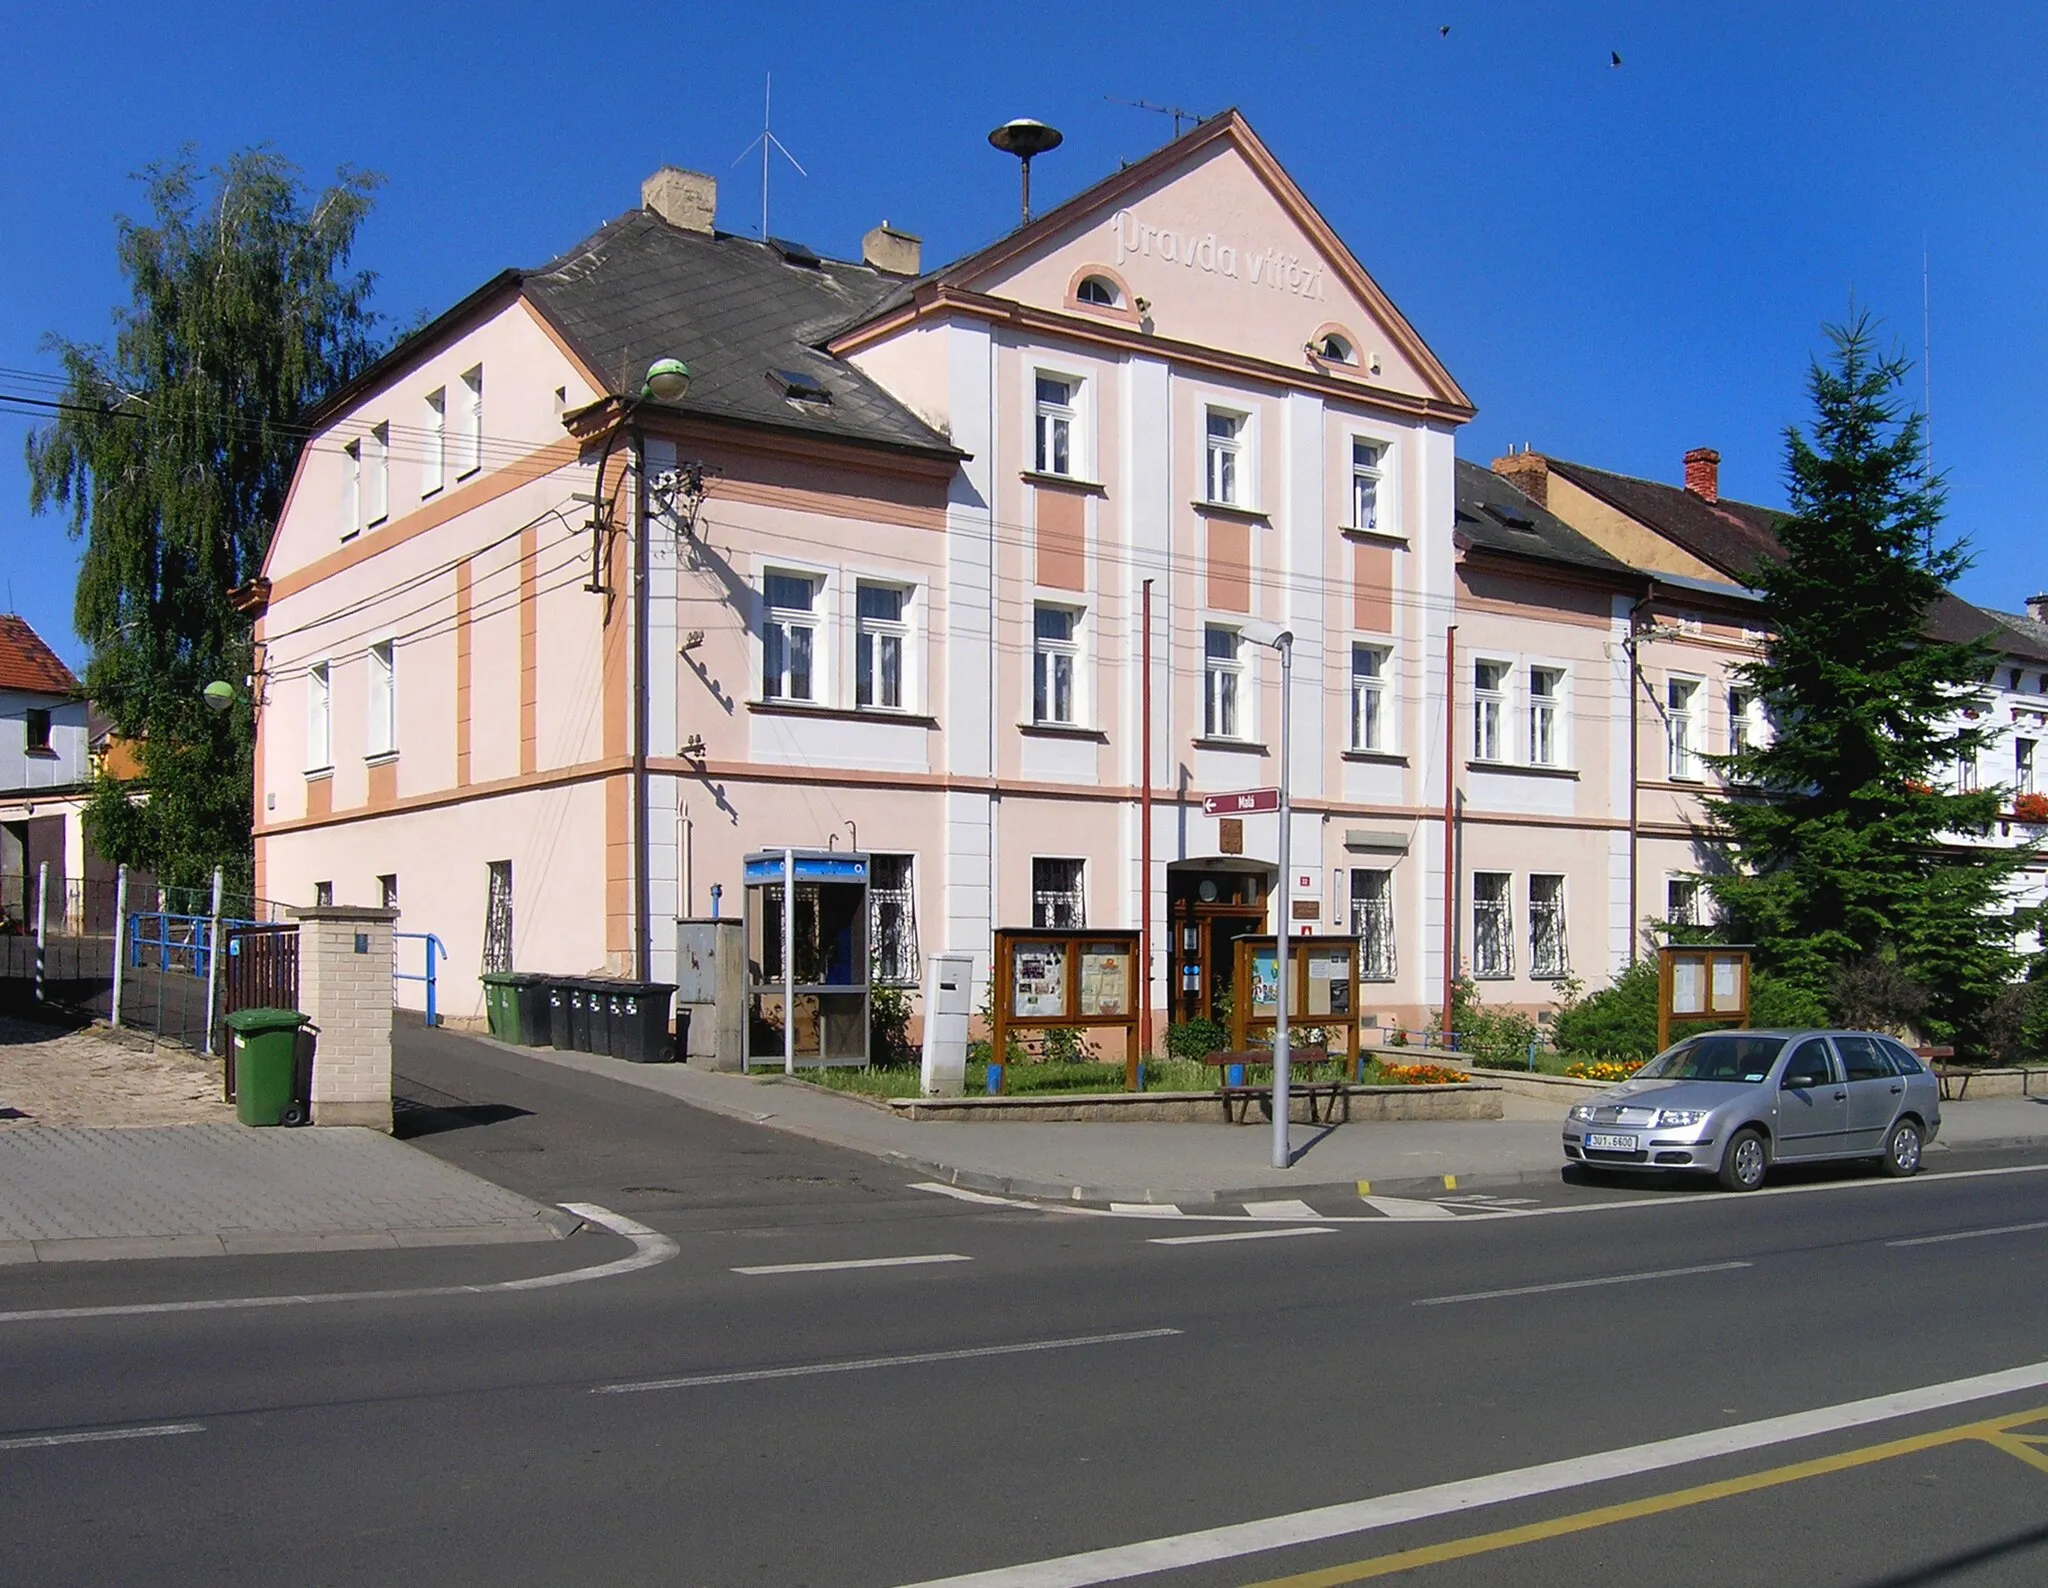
[291,904,399,1131]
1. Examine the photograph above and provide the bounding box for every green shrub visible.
[1165,1017,1228,1061]
[1039,1026,1096,1064]
[868,981,916,1067]
[1441,976,1539,1068]
[1551,959,1827,1059]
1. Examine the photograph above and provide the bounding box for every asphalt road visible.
[3,1029,2047,1586]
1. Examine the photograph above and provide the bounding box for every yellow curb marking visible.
[1238,1407,2048,1586]
[1355,1181,1371,1198]
[1441,1175,1457,1191]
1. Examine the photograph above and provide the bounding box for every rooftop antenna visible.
[732,72,807,239]
[988,118,1063,226]
[1105,96,1206,137]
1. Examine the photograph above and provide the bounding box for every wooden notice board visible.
[1656,944,1752,1052]
[990,928,1143,1092]
[1228,935,1363,1060]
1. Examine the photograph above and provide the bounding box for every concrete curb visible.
[0,1206,577,1266]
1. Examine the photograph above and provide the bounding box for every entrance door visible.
[1168,868,1271,1027]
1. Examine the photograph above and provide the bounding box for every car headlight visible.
[1568,1105,1596,1122]
[1655,1109,1707,1128]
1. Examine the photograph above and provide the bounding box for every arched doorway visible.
[1166,859,1274,1027]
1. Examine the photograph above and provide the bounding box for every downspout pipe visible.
[632,421,652,981]
[1625,586,1654,966]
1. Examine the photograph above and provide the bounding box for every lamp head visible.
[641,358,692,403]
[1238,619,1294,650]
[201,680,236,714]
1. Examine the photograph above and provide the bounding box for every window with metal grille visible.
[482,860,513,973]
[1032,857,1086,929]
[1350,869,1396,981]
[1472,871,1513,979]
[869,854,919,986]
[1529,873,1567,978]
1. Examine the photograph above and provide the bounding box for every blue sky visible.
[4,2,2042,668]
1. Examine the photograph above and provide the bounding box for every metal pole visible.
[1139,577,1154,1071]
[111,864,129,1028]
[202,866,224,1056]
[1272,635,1293,1171]
[782,849,796,1077]
[1441,625,1458,1047]
[34,860,48,1004]
[631,426,652,982]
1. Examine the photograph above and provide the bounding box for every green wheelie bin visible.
[480,970,517,1039]
[227,1008,314,1127]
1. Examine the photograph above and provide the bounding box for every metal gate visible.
[224,923,300,1014]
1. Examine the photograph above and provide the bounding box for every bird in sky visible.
[1611,50,1623,67]
[1440,24,1451,36]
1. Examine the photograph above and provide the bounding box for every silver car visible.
[1561,1029,1942,1192]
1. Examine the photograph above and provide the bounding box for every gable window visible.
[1350,868,1396,981]
[1033,604,1081,726]
[1350,440,1383,532]
[24,707,52,755]
[306,662,332,770]
[1473,660,1508,762]
[1667,676,1703,780]
[367,640,396,757]
[1204,625,1244,740]
[1035,375,1076,477]
[870,854,919,986]
[1076,275,1120,307]
[422,388,446,497]
[855,583,908,711]
[1350,644,1388,752]
[1667,876,1701,927]
[1318,332,1356,364]
[1032,857,1086,929]
[458,365,484,478]
[1529,874,1568,978]
[342,439,362,540]
[1528,666,1564,766]
[1472,872,1513,979]
[366,422,389,526]
[761,572,820,703]
[1205,409,1244,505]
[2019,737,2038,795]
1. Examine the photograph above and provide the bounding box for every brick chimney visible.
[2028,594,2048,625]
[642,167,717,234]
[1491,450,1549,509]
[1683,447,1721,503]
[861,222,922,277]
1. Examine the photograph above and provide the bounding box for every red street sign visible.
[1203,788,1280,816]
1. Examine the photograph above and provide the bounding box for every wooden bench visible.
[1201,1049,1346,1125]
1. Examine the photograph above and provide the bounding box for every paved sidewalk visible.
[474,1034,2048,1204]
[0,1123,574,1263]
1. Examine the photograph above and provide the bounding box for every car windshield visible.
[1634,1033,1788,1083]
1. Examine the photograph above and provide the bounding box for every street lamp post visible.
[1241,620,1295,1170]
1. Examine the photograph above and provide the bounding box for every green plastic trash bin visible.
[480,971,517,1040]
[226,1008,313,1127]
[509,974,552,1047]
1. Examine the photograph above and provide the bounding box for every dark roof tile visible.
[1455,459,1634,579]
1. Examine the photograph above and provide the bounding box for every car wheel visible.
[1717,1127,1768,1193]
[1881,1118,1923,1178]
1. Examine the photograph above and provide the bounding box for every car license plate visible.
[1586,1133,1638,1152]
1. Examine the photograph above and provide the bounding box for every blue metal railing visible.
[127,912,263,978]
[394,932,446,1026]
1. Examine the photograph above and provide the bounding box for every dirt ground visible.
[0,1012,234,1127]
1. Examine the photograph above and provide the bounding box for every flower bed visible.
[1564,1058,1639,1084]
[1365,1059,1471,1086]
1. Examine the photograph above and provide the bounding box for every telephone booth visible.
[743,848,870,1071]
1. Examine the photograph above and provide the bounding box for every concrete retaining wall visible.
[886,1083,1503,1124]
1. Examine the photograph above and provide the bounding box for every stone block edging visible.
[884,1082,1502,1124]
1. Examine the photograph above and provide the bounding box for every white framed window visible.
[306,661,332,771]
[1529,874,1568,978]
[1350,869,1396,981]
[1473,660,1508,762]
[761,572,820,703]
[1204,624,1244,739]
[1728,685,1756,755]
[2019,737,2038,795]
[314,880,334,907]
[367,640,396,757]
[1032,857,1086,929]
[1033,604,1081,725]
[366,422,389,525]
[854,583,908,711]
[1667,676,1703,780]
[1350,643,1389,752]
[1204,408,1245,505]
[1956,751,1979,794]
[422,388,446,496]
[1472,871,1513,979]
[1350,439,1384,532]
[1528,666,1564,767]
[1076,275,1120,307]
[1034,374,1077,477]
[342,439,361,540]
[869,854,919,986]
[1667,876,1702,927]
[458,365,483,478]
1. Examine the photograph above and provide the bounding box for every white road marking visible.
[1109,1203,1184,1217]
[595,1327,1182,1394]
[890,1355,2048,1588]
[1244,1200,1321,1220]
[1415,1260,1752,1307]
[1888,1218,2048,1248]
[1362,1195,1458,1220]
[1149,1227,1335,1247]
[733,1253,973,1275]
[0,1422,204,1453]
[0,1203,676,1325]
[909,1182,1023,1207]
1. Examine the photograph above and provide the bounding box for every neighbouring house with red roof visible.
[0,614,106,931]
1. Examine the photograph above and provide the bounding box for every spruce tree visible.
[1705,313,2033,1047]
[26,150,382,890]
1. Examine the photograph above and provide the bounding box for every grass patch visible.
[792,1051,1482,1099]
